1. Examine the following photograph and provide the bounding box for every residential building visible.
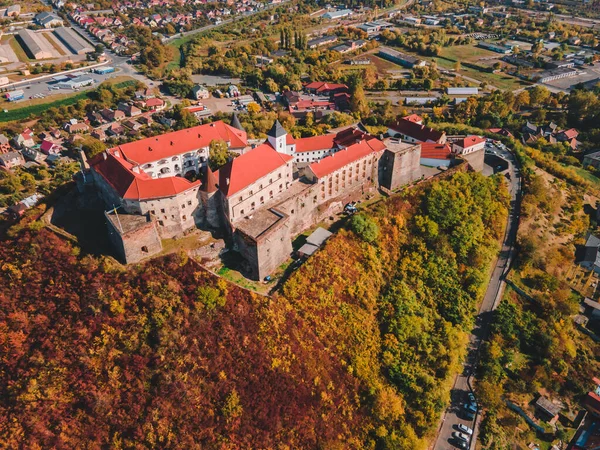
[420,142,454,167]
[35,11,63,28]
[387,115,447,144]
[452,135,486,154]
[0,151,25,169]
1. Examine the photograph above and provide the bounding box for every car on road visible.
[452,431,470,442]
[456,423,473,435]
[467,392,476,405]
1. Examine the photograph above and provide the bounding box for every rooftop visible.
[113,121,247,165]
[235,208,287,239]
[106,210,153,234]
[309,138,386,178]
[218,144,293,197]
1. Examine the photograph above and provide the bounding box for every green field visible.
[440,44,500,62]
[0,79,137,123]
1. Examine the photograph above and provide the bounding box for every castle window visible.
[269,178,273,183]
[278,173,282,179]
[291,209,295,214]
[250,190,253,195]
[171,215,175,219]
[260,184,263,189]
[269,190,273,198]
[260,196,264,204]
[241,209,244,215]
[182,204,185,209]
[141,246,148,253]
[172,156,178,161]
[183,215,187,221]
[160,208,165,213]
[251,202,256,210]
[158,220,164,226]
[188,201,192,206]
[151,210,155,215]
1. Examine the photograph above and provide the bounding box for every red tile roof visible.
[309,138,386,178]
[404,114,423,123]
[114,121,247,165]
[145,97,164,107]
[455,135,486,149]
[334,127,370,148]
[388,118,445,143]
[295,134,336,153]
[218,144,293,198]
[90,150,200,201]
[304,81,349,93]
[420,142,452,160]
[487,128,514,138]
[560,128,579,139]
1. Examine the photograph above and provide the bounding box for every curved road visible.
[431,145,522,450]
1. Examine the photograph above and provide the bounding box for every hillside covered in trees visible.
[0,171,508,448]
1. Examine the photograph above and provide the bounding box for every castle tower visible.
[267,120,287,154]
[231,112,244,132]
[199,166,221,229]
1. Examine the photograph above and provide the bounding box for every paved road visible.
[431,144,522,450]
[164,0,290,43]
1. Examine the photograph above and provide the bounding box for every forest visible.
[0,170,508,448]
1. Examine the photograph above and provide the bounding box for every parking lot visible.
[2,67,124,106]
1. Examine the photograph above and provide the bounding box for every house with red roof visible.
[387,116,446,144]
[452,135,486,155]
[40,139,63,156]
[420,142,454,167]
[304,81,349,96]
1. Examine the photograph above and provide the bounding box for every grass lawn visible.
[42,33,67,57]
[8,36,31,63]
[430,56,529,90]
[569,165,600,185]
[441,44,500,62]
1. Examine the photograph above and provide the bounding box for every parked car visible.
[467,392,476,405]
[452,431,469,442]
[456,423,473,435]
[464,402,477,414]
[451,438,468,449]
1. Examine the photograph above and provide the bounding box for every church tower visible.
[267,120,288,154]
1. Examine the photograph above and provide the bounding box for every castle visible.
[85,117,422,280]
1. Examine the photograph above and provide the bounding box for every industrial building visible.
[447,87,479,96]
[17,29,54,60]
[6,90,24,102]
[56,76,95,90]
[53,27,93,55]
[321,9,352,20]
[378,47,426,68]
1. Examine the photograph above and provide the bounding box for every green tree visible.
[349,214,380,244]
[208,139,232,171]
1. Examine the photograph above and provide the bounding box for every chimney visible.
[148,146,153,151]
[170,141,174,145]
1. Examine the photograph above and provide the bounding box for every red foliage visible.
[0,229,368,448]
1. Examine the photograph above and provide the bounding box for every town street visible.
[432,145,522,450]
